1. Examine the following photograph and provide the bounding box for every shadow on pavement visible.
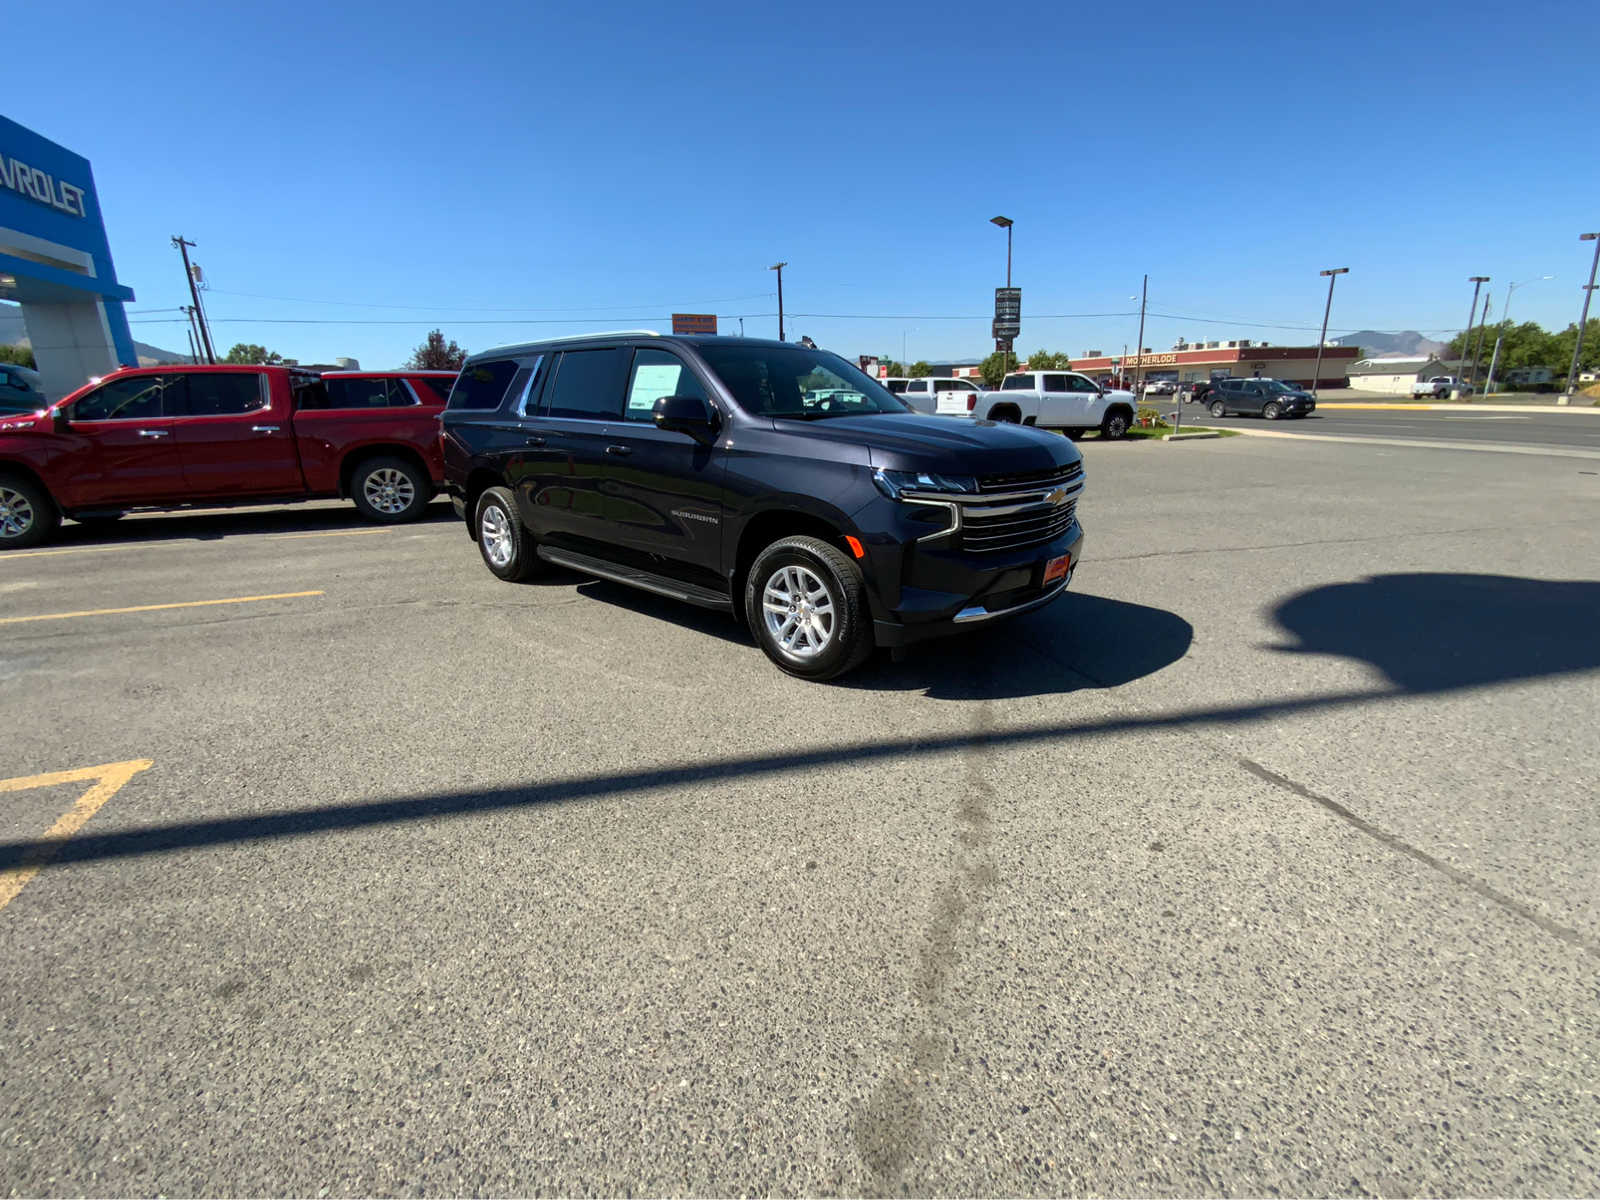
[2,572,1596,873]
[32,500,455,549]
[1272,573,1600,691]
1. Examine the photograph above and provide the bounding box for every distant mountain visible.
[2,306,190,366]
[1333,330,1447,358]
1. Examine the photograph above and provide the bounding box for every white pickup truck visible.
[971,371,1138,439]
[1411,375,1465,399]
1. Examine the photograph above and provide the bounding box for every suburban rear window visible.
[447,360,519,411]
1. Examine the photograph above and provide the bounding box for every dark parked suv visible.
[1205,378,1316,419]
[440,333,1086,679]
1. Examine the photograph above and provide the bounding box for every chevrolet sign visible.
[0,153,86,218]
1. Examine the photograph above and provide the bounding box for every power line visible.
[202,288,779,313]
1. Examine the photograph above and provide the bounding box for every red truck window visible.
[71,375,174,420]
[184,372,267,416]
[324,378,418,409]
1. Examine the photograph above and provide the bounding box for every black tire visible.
[350,455,431,524]
[1065,428,1086,441]
[1100,408,1131,440]
[744,535,873,681]
[1209,400,1227,418]
[474,486,541,582]
[0,471,59,551]
[988,407,1020,424]
[1262,401,1282,420]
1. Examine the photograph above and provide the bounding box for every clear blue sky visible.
[9,0,1594,366]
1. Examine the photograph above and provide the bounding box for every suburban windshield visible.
[696,345,910,419]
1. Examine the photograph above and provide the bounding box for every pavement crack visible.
[1239,757,1599,959]
[854,698,999,1194]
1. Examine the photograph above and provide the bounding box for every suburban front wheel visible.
[351,456,431,523]
[0,472,59,550]
[475,486,541,582]
[745,535,873,681]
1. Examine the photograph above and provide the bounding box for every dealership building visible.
[1071,340,1360,389]
[1,116,136,400]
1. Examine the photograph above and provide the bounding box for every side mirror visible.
[653,394,718,441]
[50,405,69,431]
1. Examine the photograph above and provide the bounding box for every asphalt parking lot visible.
[1173,401,1600,453]
[3,435,1598,1196]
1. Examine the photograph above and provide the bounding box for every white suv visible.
[882,376,983,415]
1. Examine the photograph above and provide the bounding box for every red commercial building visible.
[1071,340,1360,390]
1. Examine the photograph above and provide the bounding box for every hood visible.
[771,412,1080,476]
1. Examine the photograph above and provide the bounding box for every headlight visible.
[873,468,978,499]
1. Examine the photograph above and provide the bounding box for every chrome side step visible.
[536,546,734,612]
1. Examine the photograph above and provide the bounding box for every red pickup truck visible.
[0,364,456,549]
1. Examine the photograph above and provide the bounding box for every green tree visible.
[908,361,931,378]
[1552,319,1600,380]
[408,329,467,371]
[880,360,907,377]
[223,343,282,365]
[978,350,1018,389]
[0,344,36,369]
[1024,349,1069,369]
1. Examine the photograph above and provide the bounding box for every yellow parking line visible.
[0,591,323,626]
[1,544,159,561]
[0,759,153,912]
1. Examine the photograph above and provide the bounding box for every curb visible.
[1163,431,1221,441]
[1217,426,1600,461]
[1315,402,1600,415]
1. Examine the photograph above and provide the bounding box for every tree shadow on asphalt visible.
[1,572,1596,873]
[32,500,456,548]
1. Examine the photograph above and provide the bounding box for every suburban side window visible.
[447,359,519,411]
[184,372,268,416]
[69,375,174,421]
[543,348,631,421]
[624,349,708,422]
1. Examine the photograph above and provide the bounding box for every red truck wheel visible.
[0,471,60,550]
[350,456,430,523]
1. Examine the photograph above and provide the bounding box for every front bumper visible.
[869,522,1086,647]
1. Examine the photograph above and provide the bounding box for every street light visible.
[769,262,787,341]
[1310,268,1349,399]
[1461,276,1490,390]
[990,216,1013,287]
[1483,274,1553,396]
[1564,233,1600,401]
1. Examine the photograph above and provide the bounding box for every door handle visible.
[525,435,546,446]
[605,444,632,456]
[136,429,169,438]
[251,424,281,433]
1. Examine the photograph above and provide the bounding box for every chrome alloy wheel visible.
[0,486,35,539]
[762,564,836,659]
[363,467,416,516]
[480,502,514,568]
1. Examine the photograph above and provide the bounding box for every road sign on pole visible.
[671,313,717,335]
[993,288,1021,341]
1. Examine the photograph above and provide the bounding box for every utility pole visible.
[1461,276,1489,392]
[769,262,787,341]
[1133,275,1148,395]
[181,305,203,362]
[1563,233,1599,403]
[184,325,199,365]
[1484,276,1552,397]
[171,236,215,363]
[1311,267,1349,398]
[1469,291,1492,387]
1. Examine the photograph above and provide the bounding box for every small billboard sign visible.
[671,313,717,335]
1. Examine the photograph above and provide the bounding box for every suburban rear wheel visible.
[475,486,540,582]
[1209,400,1227,418]
[1100,409,1131,440]
[745,535,873,681]
[1262,401,1282,420]
[0,472,58,550]
[351,456,431,523]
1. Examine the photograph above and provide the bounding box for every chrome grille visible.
[959,500,1078,552]
[977,461,1083,494]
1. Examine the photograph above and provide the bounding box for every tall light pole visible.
[989,215,1013,287]
[1563,233,1599,401]
[1461,276,1489,390]
[1133,275,1148,394]
[1311,267,1349,398]
[769,262,787,341]
[1483,275,1552,396]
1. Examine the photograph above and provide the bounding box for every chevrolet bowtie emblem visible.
[1045,487,1070,505]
